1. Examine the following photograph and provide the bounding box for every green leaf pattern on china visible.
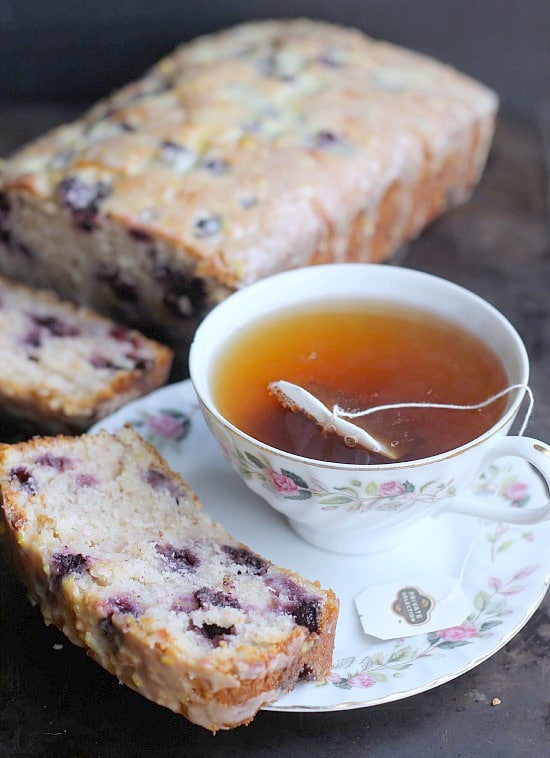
[319,466,539,691]
[122,407,539,694]
[231,448,456,513]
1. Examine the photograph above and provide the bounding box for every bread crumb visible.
[53,643,64,651]
[491,697,501,706]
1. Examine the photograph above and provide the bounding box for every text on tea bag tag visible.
[355,575,471,640]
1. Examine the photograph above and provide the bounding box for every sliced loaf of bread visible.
[0,426,338,731]
[0,276,172,432]
[0,20,497,347]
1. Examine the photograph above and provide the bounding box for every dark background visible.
[0,0,549,115]
[1,2,549,757]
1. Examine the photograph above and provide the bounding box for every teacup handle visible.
[444,436,550,524]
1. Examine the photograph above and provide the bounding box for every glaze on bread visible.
[0,427,338,730]
[0,19,497,346]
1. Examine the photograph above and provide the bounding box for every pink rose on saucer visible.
[437,622,479,642]
[503,481,529,504]
[346,673,377,688]
[146,412,187,439]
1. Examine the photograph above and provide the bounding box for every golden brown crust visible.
[0,428,338,731]
[0,276,173,431]
[0,20,497,337]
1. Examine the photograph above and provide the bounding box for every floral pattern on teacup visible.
[232,448,456,514]
[96,381,547,709]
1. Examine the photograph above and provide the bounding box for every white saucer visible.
[92,380,550,712]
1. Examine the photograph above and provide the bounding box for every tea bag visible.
[269,380,533,464]
[268,380,400,461]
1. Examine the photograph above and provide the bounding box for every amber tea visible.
[211,301,509,464]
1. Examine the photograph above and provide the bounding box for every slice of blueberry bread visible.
[0,20,497,348]
[0,276,173,431]
[0,426,338,731]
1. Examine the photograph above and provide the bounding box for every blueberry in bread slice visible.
[0,426,338,731]
[0,275,173,432]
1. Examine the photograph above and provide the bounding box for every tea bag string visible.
[330,384,534,438]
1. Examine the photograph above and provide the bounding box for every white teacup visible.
[189,264,550,554]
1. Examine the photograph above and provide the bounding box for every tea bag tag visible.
[355,528,478,639]
[355,574,471,640]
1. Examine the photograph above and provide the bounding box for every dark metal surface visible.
[1,6,550,753]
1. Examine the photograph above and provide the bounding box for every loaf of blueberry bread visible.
[0,426,338,731]
[0,19,496,346]
[0,276,172,432]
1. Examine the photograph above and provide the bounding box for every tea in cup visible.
[190,264,550,554]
